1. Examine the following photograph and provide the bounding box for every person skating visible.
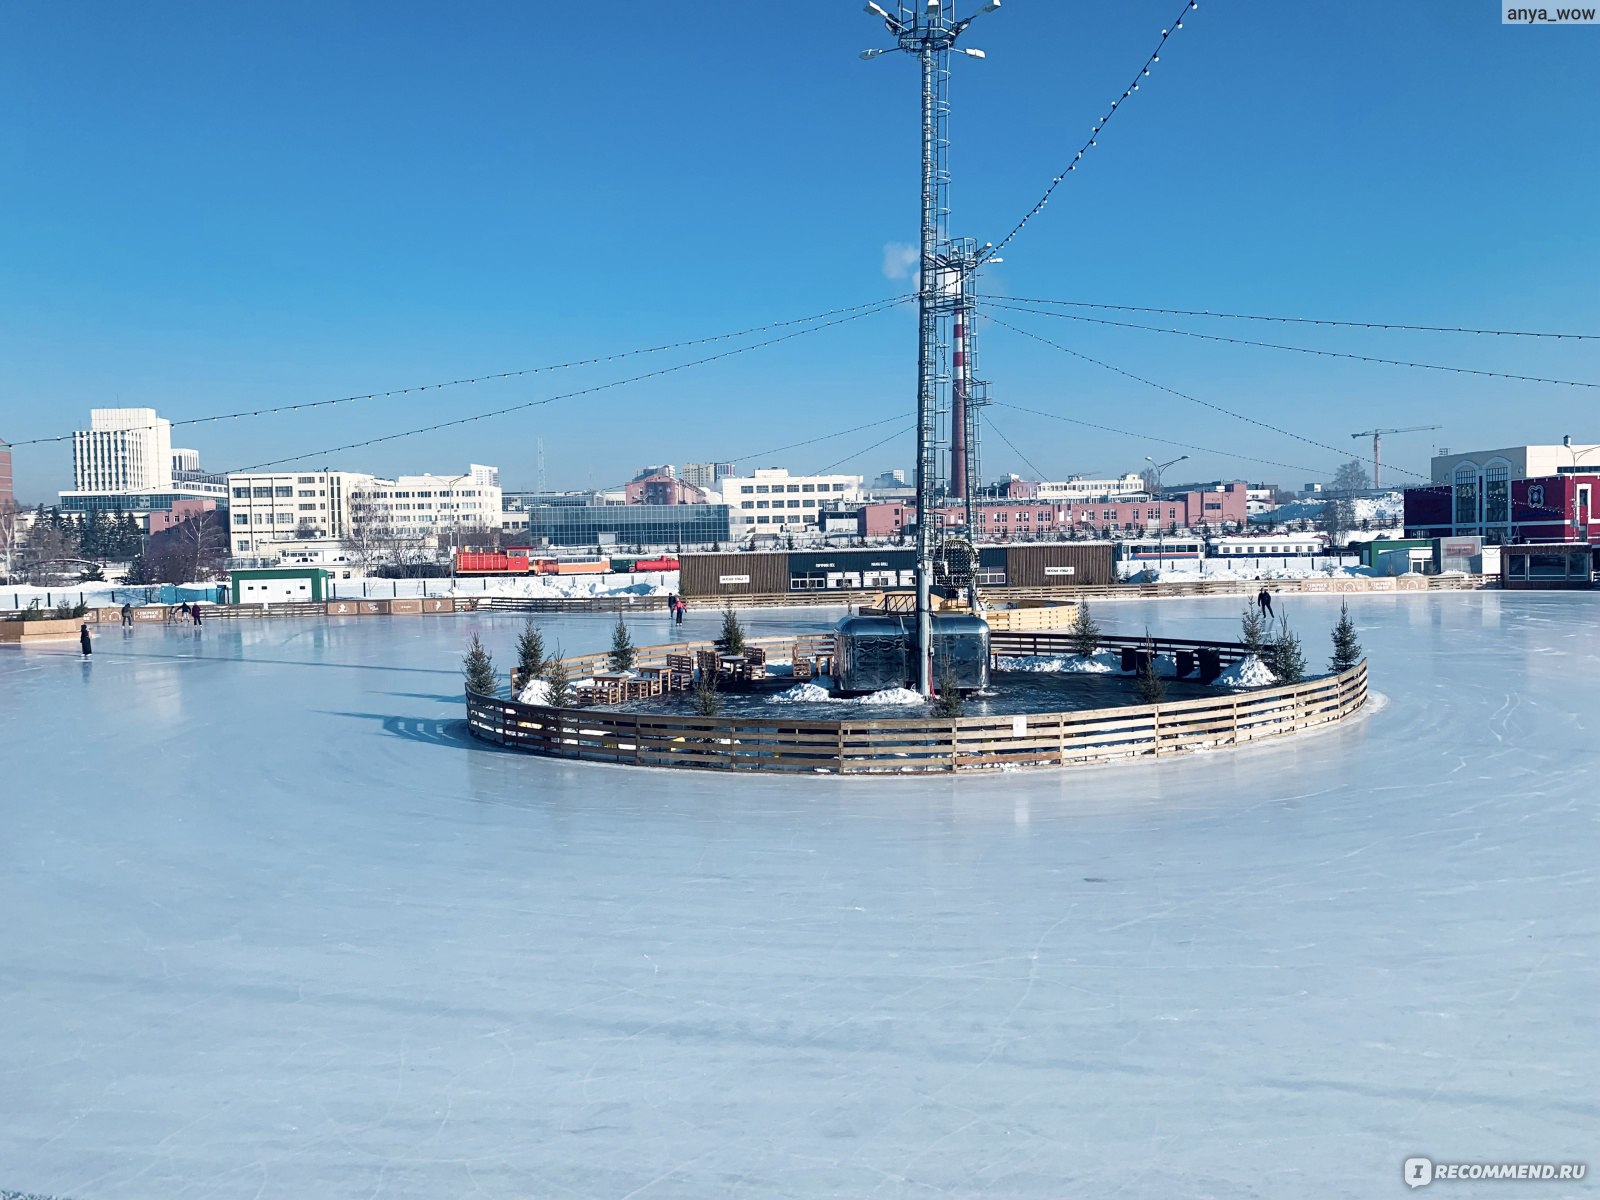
[120,603,133,628]
[79,623,93,657]
[180,602,191,618]
[1257,587,1274,618]
[191,604,204,626]
[674,597,685,626]
[666,593,679,620]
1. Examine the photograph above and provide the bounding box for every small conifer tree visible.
[715,602,746,656]
[1134,634,1166,705]
[1265,615,1306,684]
[691,671,721,716]
[932,655,965,717]
[463,634,498,695]
[516,619,547,683]
[1240,604,1267,657]
[544,648,574,707]
[608,614,636,671]
[1329,600,1363,673]
[1069,601,1102,659]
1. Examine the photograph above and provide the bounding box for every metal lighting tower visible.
[862,0,999,695]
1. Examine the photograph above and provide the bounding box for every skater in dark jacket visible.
[1257,588,1274,618]
[191,605,204,626]
[120,603,133,627]
[79,623,93,657]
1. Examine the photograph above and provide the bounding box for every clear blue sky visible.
[2,1,1596,502]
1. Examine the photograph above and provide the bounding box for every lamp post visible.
[437,471,474,590]
[1144,455,1188,575]
[1561,435,1600,545]
[862,0,1000,696]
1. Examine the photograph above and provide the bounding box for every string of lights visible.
[7,295,915,450]
[986,0,1200,260]
[222,298,913,473]
[983,415,1051,483]
[983,300,1600,390]
[814,422,915,477]
[979,295,1600,341]
[988,314,1433,481]
[991,401,1333,477]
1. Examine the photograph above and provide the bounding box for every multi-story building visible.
[681,462,736,489]
[857,483,1250,539]
[1404,443,1600,544]
[718,468,864,536]
[225,464,501,558]
[225,469,372,556]
[624,465,708,506]
[511,502,730,549]
[59,407,227,519]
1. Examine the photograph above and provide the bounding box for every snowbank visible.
[516,679,553,706]
[769,683,832,704]
[1215,656,1277,690]
[996,652,1119,674]
[851,688,925,706]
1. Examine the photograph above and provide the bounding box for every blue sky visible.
[2,1,1596,502]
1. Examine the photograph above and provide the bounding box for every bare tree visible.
[343,495,395,573]
[168,510,229,581]
[0,500,19,582]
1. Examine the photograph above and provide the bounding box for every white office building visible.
[1033,473,1147,502]
[225,465,501,558]
[59,407,227,518]
[73,408,172,492]
[718,468,863,535]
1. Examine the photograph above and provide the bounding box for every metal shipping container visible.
[1003,542,1115,588]
[679,552,789,597]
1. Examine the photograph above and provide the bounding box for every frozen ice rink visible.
[2,593,1595,1199]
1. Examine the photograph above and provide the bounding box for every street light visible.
[1562,435,1600,545]
[1144,455,1188,576]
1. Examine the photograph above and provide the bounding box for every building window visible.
[1486,463,1510,525]
[833,484,848,492]
[233,512,250,526]
[741,501,754,510]
[298,476,316,484]
[232,487,249,499]
[253,487,273,498]
[1454,464,1479,525]
[741,486,753,494]
[802,484,815,493]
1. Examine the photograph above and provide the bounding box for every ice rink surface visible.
[1,593,1595,1199]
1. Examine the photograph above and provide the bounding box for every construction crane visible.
[1350,425,1441,488]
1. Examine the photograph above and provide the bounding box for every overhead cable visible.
[981,295,1600,341]
[983,300,1600,390]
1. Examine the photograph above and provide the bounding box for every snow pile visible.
[996,652,1119,674]
[850,688,926,706]
[768,683,832,704]
[517,679,553,706]
[1215,656,1277,690]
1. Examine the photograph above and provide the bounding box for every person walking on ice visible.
[79,623,93,657]
[1257,587,1274,618]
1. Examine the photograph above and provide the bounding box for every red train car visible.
[455,550,533,575]
[634,556,680,572]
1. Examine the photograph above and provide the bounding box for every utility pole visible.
[862,0,999,695]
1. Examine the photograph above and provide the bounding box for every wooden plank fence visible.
[468,648,1368,775]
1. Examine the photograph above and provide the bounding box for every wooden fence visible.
[467,647,1368,775]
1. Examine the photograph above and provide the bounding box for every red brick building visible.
[859,483,1249,540]
[624,466,708,507]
